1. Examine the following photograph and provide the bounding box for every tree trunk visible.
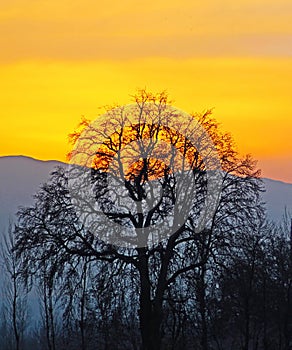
[198,265,208,350]
[43,279,52,350]
[262,275,268,350]
[80,262,88,350]
[12,271,20,350]
[138,249,162,350]
[139,300,162,350]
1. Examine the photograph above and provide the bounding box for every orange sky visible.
[0,0,291,182]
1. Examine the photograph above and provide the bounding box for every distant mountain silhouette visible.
[0,156,291,234]
[262,177,292,222]
[0,156,65,232]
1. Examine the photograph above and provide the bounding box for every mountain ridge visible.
[0,155,291,231]
[0,154,66,164]
[0,155,65,231]
[2,155,291,184]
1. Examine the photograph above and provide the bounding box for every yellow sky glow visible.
[0,0,291,182]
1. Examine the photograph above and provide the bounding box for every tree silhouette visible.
[14,90,267,350]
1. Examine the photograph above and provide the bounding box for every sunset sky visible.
[1,0,291,182]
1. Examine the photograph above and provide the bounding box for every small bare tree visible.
[0,224,28,350]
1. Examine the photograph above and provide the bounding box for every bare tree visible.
[14,90,264,350]
[0,224,28,350]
